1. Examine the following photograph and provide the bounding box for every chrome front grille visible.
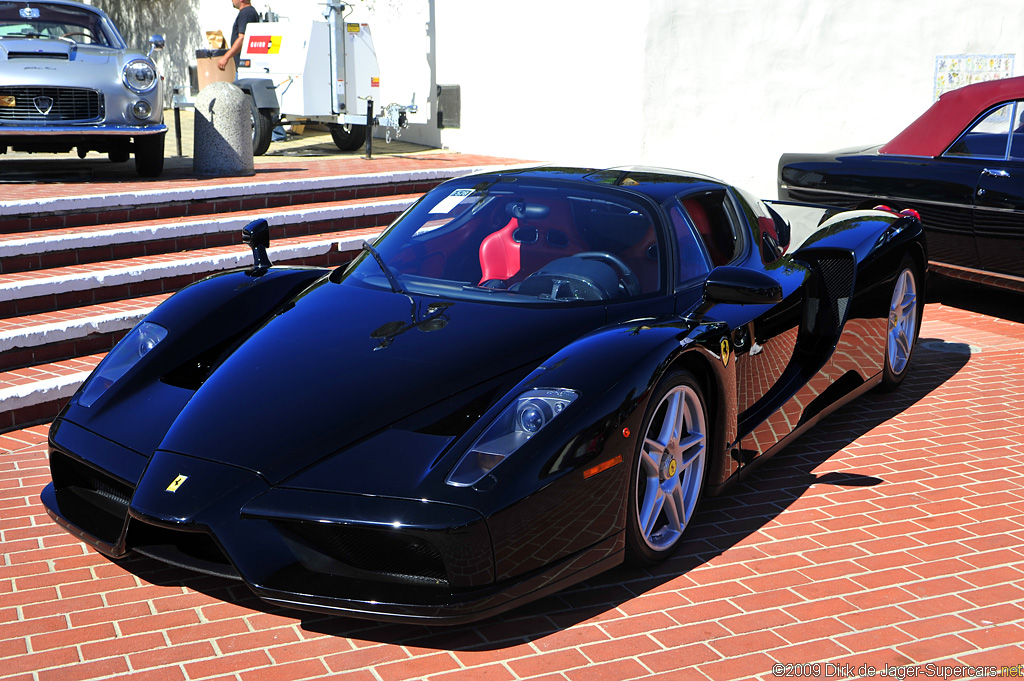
[0,86,103,123]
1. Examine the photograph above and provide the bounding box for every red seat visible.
[478,217,521,285]
[683,199,728,266]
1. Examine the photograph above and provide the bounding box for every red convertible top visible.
[880,76,1024,157]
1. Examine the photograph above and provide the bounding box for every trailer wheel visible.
[134,132,165,177]
[251,101,273,156]
[329,123,366,151]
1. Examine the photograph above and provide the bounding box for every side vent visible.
[798,250,856,337]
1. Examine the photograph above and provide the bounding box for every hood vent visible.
[6,52,70,60]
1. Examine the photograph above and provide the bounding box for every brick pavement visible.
[1,279,1023,680]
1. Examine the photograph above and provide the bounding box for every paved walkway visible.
[1,279,1023,680]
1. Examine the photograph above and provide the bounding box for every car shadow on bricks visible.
[85,333,970,651]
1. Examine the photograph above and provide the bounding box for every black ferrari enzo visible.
[43,166,926,624]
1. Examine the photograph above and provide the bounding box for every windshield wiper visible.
[6,33,77,46]
[361,240,405,294]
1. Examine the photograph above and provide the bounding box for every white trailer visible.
[235,0,413,154]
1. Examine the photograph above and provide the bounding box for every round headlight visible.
[518,399,554,434]
[132,100,153,119]
[519,403,546,433]
[123,60,158,93]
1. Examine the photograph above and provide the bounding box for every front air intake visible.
[49,450,133,545]
[0,86,102,122]
[278,521,449,586]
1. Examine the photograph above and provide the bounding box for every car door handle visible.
[982,168,1011,178]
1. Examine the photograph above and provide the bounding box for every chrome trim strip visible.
[931,261,1024,285]
[0,124,167,136]
[781,185,974,212]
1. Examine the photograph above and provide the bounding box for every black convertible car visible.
[43,166,926,624]
[780,75,1024,291]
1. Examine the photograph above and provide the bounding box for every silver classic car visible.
[0,0,165,176]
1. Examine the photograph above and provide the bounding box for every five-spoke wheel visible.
[882,257,920,390]
[626,371,707,564]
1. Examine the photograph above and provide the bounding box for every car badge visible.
[165,474,188,493]
[33,96,54,116]
[668,459,677,477]
[0,96,15,108]
[720,337,731,367]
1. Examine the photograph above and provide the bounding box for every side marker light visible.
[584,454,623,479]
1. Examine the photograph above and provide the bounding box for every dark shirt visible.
[230,5,260,63]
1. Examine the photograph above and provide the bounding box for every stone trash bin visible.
[193,81,254,176]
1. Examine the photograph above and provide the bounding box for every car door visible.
[969,100,1024,279]
[672,188,807,470]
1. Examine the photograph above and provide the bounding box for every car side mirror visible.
[148,34,165,57]
[689,266,783,320]
[242,219,273,275]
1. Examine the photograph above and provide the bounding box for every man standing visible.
[217,0,259,71]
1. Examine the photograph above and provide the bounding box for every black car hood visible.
[157,278,604,485]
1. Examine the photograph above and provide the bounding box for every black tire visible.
[134,132,165,177]
[251,101,273,156]
[625,369,709,566]
[329,123,367,151]
[108,148,130,163]
[880,256,921,391]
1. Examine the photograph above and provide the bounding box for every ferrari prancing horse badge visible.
[165,474,188,493]
[720,337,731,367]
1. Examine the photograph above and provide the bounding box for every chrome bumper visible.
[0,123,166,136]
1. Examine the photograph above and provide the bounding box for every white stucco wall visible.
[134,0,1024,198]
[637,0,1024,196]
[424,0,1024,197]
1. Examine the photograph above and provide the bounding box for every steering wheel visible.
[571,251,641,297]
[62,31,93,40]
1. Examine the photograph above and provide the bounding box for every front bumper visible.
[42,419,621,624]
[0,123,166,136]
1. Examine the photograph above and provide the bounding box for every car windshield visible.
[337,177,663,304]
[0,2,117,46]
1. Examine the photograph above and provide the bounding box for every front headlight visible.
[446,388,578,487]
[123,60,158,93]
[78,322,167,407]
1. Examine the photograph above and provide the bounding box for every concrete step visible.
[0,352,104,433]
[0,294,170,373]
[0,228,384,430]
[0,193,418,274]
[0,165,486,231]
[0,227,383,317]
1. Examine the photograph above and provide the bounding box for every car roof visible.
[0,0,110,22]
[474,165,728,203]
[880,75,1024,157]
[1,0,103,10]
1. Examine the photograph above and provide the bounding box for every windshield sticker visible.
[429,189,474,214]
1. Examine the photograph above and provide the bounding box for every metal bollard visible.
[364,98,374,160]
